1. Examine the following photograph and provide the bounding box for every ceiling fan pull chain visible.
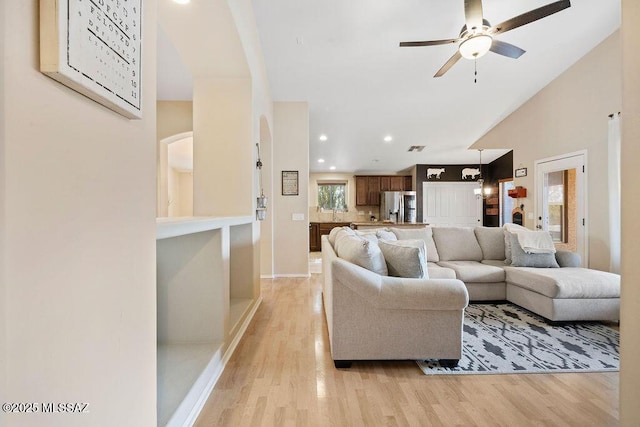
[474,59,478,84]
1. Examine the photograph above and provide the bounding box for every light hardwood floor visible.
[196,267,619,426]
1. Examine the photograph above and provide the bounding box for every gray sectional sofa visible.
[321,225,620,368]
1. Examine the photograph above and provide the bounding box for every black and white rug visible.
[417,303,619,375]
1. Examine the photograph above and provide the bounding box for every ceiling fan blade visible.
[490,40,526,59]
[434,51,462,78]
[400,39,459,47]
[464,0,484,31]
[489,0,570,35]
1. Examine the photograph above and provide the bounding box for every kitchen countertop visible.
[350,222,428,229]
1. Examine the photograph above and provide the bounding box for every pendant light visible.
[474,149,491,199]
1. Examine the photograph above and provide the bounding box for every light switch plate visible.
[292,213,305,221]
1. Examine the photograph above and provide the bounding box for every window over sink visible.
[317,182,347,210]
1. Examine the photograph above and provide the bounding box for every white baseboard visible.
[273,273,311,278]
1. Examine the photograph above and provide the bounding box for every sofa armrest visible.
[555,250,582,267]
[332,258,469,311]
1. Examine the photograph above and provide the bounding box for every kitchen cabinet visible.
[390,176,404,191]
[309,223,320,251]
[380,176,391,191]
[404,176,413,191]
[367,177,381,206]
[309,222,351,251]
[355,175,413,205]
[355,177,368,206]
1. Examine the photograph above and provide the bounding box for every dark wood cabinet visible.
[355,176,368,206]
[390,176,404,191]
[404,176,413,191]
[367,177,381,206]
[380,176,391,192]
[355,175,413,205]
[309,223,320,251]
[309,222,351,251]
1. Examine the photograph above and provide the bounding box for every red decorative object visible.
[508,187,527,198]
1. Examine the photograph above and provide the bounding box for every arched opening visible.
[162,132,193,217]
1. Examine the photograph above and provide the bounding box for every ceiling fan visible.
[399,0,571,77]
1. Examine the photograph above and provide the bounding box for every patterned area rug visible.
[417,303,619,375]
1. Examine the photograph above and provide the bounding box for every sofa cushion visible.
[329,226,354,247]
[335,234,388,276]
[432,227,483,261]
[437,261,505,283]
[378,239,428,279]
[426,262,457,279]
[509,233,559,268]
[390,227,439,262]
[505,267,620,299]
[474,227,506,260]
[376,229,397,241]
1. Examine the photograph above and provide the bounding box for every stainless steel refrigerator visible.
[380,191,417,223]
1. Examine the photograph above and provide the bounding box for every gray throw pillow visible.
[377,239,428,278]
[509,233,559,268]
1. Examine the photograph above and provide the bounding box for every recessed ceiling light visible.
[384,135,393,142]
[319,134,328,141]
[173,0,191,4]
[329,166,336,170]
[318,158,325,163]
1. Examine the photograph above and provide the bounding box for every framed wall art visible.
[40,0,143,119]
[515,167,528,178]
[282,171,299,196]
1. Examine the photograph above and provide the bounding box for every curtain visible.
[608,113,621,274]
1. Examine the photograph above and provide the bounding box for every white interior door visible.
[535,151,587,266]
[422,182,482,226]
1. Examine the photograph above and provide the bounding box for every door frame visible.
[534,150,588,266]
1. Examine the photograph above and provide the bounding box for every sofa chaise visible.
[321,225,620,368]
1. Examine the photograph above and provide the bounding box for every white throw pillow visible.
[377,239,428,279]
[336,234,388,276]
[503,223,527,264]
[329,226,354,247]
[376,229,397,241]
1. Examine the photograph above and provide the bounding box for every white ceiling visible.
[251,0,620,173]
[157,1,620,174]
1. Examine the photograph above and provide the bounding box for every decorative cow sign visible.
[462,168,481,180]
[427,168,446,179]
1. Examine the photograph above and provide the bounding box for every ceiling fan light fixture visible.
[459,34,493,60]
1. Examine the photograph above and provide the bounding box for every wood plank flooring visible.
[195,271,619,426]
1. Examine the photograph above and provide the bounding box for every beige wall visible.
[273,102,309,276]
[474,31,622,271]
[0,0,6,410]
[157,101,193,141]
[1,1,157,426]
[193,78,253,217]
[156,101,193,216]
[620,1,640,424]
[308,173,379,222]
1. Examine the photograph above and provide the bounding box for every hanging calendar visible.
[40,0,143,119]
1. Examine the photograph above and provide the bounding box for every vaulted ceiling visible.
[157,1,620,174]
[252,0,620,173]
